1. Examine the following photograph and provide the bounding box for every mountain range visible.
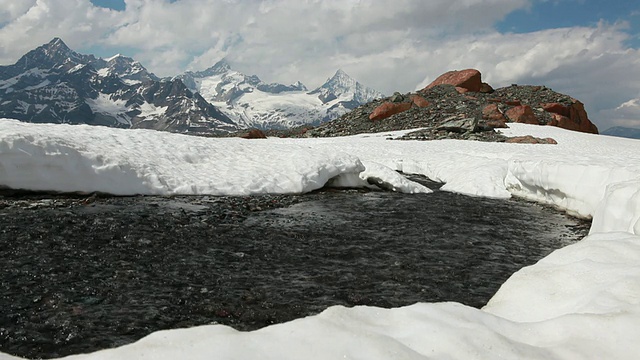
[175,60,383,129]
[0,38,383,134]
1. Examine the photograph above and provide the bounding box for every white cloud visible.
[597,98,640,129]
[0,0,122,62]
[0,0,639,131]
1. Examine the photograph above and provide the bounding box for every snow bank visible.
[590,180,640,235]
[2,119,640,359]
[484,232,640,321]
[0,120,366,195]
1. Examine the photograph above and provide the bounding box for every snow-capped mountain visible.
[0,38,236,134]
[92,54,159,85]
[175,60,384,130]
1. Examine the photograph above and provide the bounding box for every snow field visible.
[1,119,640,359]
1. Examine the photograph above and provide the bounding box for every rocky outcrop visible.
[422,69,482,93]
[288,69,599,141]
[542,100,598,134]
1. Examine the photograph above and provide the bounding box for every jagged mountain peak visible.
[310,69,383,105]
[105,54,134,64]
[95,52,158,84]
[197,58,233,77]
[320,69,357,90]
[17,37,82,68]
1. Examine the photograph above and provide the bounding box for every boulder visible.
[542,100,598,134]
[369,101,412,121]
[505,135,557,144]
[423,69,482,93]
[541,102,571,117]
[390,92,405,103]
[409,94,430,108]
[479,82,494,93]
[482,104,507,128]
[505,105,539,125]
[240,128,267,139]
[436,117,479,133]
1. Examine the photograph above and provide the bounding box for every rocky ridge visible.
[300,69,598,143]
[0,38,236,134]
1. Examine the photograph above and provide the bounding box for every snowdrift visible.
[1,118,640,359]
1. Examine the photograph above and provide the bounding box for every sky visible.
[0,0,639,131]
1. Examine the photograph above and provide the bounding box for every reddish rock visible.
[482,104,507,128]
[369,101,412,121]
[409,94,430,108]
[543,100,598,134]
[541,102,570,117]
[505,105,539,125]
[504,100,521,106]
[487,98,503,103]
[423,69,482,93]
[505,135,557,144]
[455,86,470,94]
[479,82,494,93]
[240,128,267,139]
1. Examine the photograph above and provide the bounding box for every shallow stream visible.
[0,178,590,359]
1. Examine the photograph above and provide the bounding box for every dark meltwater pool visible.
[0,178,590,359]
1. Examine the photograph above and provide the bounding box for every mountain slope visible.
[602,126,640,139]
[176,61,384,130]
[0,38,236,134]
